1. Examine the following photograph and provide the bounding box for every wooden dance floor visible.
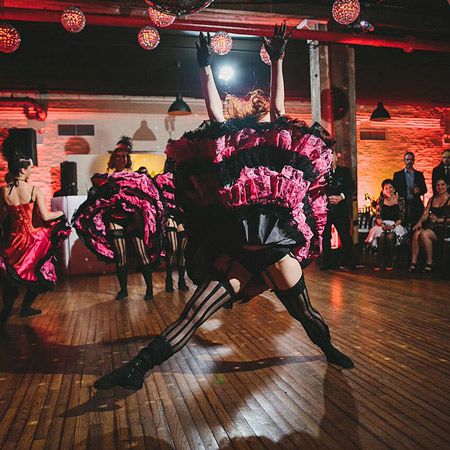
[0,267,449,449]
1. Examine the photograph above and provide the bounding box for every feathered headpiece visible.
[115,136,133,153]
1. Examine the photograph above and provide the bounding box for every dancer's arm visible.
[197,32,225,122]
[34,187,64,221]
[263,24,292,121]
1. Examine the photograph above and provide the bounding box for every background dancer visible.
[94,25,353,392]
[73,137,163,301]
[0,132,69,327]
[154,158,189,293]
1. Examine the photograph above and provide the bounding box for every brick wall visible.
[1,94,448,210]
[356,104,447,207]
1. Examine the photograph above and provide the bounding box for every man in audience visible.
[320,147,357,270]
[393,151,427,227]
[432,149,450,193]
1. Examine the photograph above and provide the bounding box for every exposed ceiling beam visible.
[2,1,450,53]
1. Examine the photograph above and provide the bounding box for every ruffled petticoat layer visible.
[72,171,164,263]
[165,116,333,280]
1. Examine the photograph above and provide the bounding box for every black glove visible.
[196,32,212,68]
[261,23,293,61]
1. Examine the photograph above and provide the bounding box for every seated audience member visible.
[393,151,427,228]
[432,149,450,194]
[409,178,450,273]
[365,179,406,271]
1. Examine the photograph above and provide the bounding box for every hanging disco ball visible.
[260,44,271,65]
[210,31,232,55]
[332,0,361,25]
[144,1,215,16]
[259,44,284,65]
[138,26,160,50]
[60,6,86,33]
[148,7,176,27]
[0,23,21,54]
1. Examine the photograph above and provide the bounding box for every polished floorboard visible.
[0,266,449,450]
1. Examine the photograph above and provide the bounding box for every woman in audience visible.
[365,179,406,271]
[409,178,450,273]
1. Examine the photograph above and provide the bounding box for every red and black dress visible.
[0,190,70,289]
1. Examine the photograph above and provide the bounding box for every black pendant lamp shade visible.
[168,93,191,116]
[370,101,391,121]
[168,61,192,116]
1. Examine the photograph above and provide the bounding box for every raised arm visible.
[196,32,225,122]
[34,186,64,222]
[262,24,292,121]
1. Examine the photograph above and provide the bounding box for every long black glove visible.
[261,23,293,61]
[195,32,212,68]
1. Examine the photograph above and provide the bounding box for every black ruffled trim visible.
[1,216,70,290]
[72,180,163,263]
[182,115,333,146]
[176,145,318,190]
[218,145,317,186]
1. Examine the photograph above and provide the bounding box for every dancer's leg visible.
[263,254,354,368]
[20,287,42,318]
[176,225,189,291]
[0,282,19,328]
[109,224,128,300]
[133,236,154,300]
[94,254,251,390]
[165,220,178,292]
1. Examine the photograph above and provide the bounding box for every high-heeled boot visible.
[94,335,173,390]
[177,267,189,291]
[0,284,19,328]
[140,264,154,301]
[20,288,41,318]
[275,276,354,369]
[165,267,174,293]
[115,265,128,300]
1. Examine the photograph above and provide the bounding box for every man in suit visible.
[392,151,427,227]
[432,149,450,194]
[320,148,357,270]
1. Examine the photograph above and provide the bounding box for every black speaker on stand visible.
[7,128,38,165]
[55,161,77,196]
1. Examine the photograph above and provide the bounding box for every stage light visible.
[218,66,234,82]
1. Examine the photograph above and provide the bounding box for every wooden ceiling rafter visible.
[1,0,450,52]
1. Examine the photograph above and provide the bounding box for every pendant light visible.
[168,61,191,116]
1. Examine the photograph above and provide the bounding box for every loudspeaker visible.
[60,161,77,196]
[7,128,38,166]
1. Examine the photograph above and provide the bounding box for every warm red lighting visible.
[332,0,361,26]
[148,7,175,27]
[138,26,160,50]
[210,31,232,55]
[60,7,86,33]
[0,23,21,53]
